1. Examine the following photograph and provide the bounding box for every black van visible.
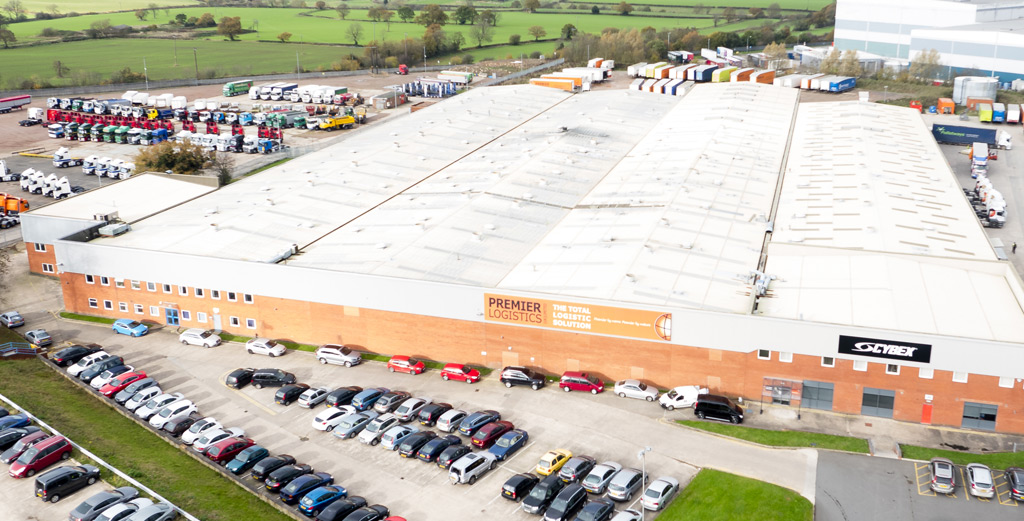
[694,394,744,424]
[35,464,100,503]
[251,369,297,389]
[543,483,587,521]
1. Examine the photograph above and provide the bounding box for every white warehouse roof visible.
[28,174,216,223]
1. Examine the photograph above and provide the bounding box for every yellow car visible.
[535,449,573,476]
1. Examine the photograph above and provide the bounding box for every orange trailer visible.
[937,98,955,114]
[529,78,576,92]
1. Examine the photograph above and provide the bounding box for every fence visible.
[474,58,566,88]
[0,342,35,357]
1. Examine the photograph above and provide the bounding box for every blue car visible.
[226,445,269,475]
[0,414,30,431]
[112,319,148,337]
[489,428,529,461]
[297,485,347,517]
[350,388,389,412]
[280,472,333,505]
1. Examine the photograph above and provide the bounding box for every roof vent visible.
[374,242,389,249]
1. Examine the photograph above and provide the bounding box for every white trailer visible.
[627,63,648,78]
[171,96,188,110]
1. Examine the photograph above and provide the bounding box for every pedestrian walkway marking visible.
[995,474,1020,507]
[915,463,936,496]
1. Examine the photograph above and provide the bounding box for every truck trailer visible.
[993,103,1006,123]
[931,124,1012,149]
[0,95,31,113]
[223,80,254,97]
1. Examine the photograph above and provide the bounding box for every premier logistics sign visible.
[484,293,672,342]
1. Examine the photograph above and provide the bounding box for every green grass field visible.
[22,0,202,14]
[659,469,812,521]
[901,445,1024,471]
[677,420,870,453]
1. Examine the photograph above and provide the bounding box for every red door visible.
[921,403,933,424]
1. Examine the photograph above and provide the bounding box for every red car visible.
[9,436,71,478]
[387,356,425,375]
[558,372,604,394]
[440,363,481,384]
[99,371,148,397]
[471,420,514,449]
[205,437,255,466]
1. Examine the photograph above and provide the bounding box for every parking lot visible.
[913,461,1020,507]
[0,453,113,521]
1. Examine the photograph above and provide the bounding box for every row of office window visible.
[86,297,258,330]
[756,349,981,384]
[84,275,254,303]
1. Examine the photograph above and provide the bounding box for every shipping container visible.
[828,77,856,93]
[712,67,736,83]
[1007,104,1020,124]
[937,98,955,114]
[692,65,716,82]
[800,73,824,89]
[653,78,672,94]
[529,78,575,92]
[979,103,993,123]
[752,70,776,85]
[993,103,1006,123]
[629,78,645,91]
[730,68,755,82]
[966,97,993,111]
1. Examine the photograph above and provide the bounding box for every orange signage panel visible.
[484,293,671,342]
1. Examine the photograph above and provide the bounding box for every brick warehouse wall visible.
[59,272,1024,433]
[26,242,57,278]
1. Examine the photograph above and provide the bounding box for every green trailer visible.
[113,126,128,143]
[223,79,254,97]
[91,124,105,141]
[78,124,92,141]
[979,103,993,123]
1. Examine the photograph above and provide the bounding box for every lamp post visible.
[192,48,199,86]
[143,57,149,90]
[637,447,652,520]
[884,85,888,102]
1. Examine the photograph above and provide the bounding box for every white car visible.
[135,392,185,420]
[659,386,708,411]
[124,386,162,412]
[448,451,497,485]
[380,425,418,450]
[149,399,197,429]
[90,365,134,389]
[245,338,286,357]
[178,328,222,348]
[315,344,362,367]
[394,397,432,422]
[298,387,329,408]
[67,351,109,377]
[192,427,244,453]
[614,379,660,402]
[641,476,679,511]
[311,406,357,431]
[359,413,400,446]
[181,417,221,445]
[95,498,155,521]
[610,509,642,521]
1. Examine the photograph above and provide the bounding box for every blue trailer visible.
[829,77,856,93]
[993,103,1006,123]
[931,124,1011,148]
[693,65,716,82]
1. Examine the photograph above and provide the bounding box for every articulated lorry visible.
[0,95,31,113]
[931,124,1012,149]
[223,80,254,97]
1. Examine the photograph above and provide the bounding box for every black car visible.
[275,384,310,406]
[398,431,437,458]
[115,378,158,404]
[558,455,597,484]
[49,345,102,367]
[35,464,100,503]
[372,391,411,413]
[502,473,540,502]
[162,415,200,438]
[265,463,312,492]
[0,426,40,451]
[1007,467,1024,501]
[522,474,566,515]
[19,119,40,127]
[252,368,297,389]
[417,403,453,427]
[437,444,472,470]
[457,410,501,436]
[252,454,296,481]
[573,497,614,521]
[694,394,744,424]
[0,406,7,418]
[280,472,332,504]
[316,496,367,521]
[500,366,546,390]
[325,386,363,408]
[544,483,587,521]
[225,368,255,389]
[79,356,125,383]
[417,434,461,462]
[340,505,389,521]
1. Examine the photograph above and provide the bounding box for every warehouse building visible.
[21,83,1024,434]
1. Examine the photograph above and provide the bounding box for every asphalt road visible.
[0,454,112,521]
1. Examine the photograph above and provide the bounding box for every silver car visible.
[613,380,659,402]
[582,461,622,494]
[436,409,468,433]
[394,397,432,422]
[315,344,362,367]
[124,386,161,411]
[641,476,679,511]
[966,463,995,498]
[332,411,379,439]
[607,468,647,502]
[359,413,400,446]
[298,387,329,408]
[125,502,176,521]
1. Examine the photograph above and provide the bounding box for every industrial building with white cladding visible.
[19,82,1024,434]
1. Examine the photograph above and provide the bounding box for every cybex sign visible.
[838,335,932,364]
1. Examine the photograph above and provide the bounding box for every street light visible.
[637,447,652,520]
[884,85,888,102]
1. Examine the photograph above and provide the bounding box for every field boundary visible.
[475,57,565,87]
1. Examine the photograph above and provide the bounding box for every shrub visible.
[529,51,540,58]
[449,56,463,65]
[461,53,474,64]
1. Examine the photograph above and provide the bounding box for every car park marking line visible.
[959,467,970,501]
[915,463,936,496]
[995,475,1018,506]
[496,441,534,468]
[220,370,277,416]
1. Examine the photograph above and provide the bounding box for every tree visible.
[528,24,545,41]
[469,19,492,47]
[508,33,519,45]
[810,2,835,28]
[197,12,215,27]
[590,5,598,13]
[764,41,787,70]
[615,1,632,15]
[766,2,780,18]
[422,23,445,56]
[174,13,186,24]
[346,22,362,44]
[454,4,476,24]
[277,31,292,42]
[0,27,14,47]
[692,2,704,14]
[47,3,59,15]
[367,6,381,21]
[523,0,539,12]
[381,9,393,28]
[415,4,447,26]
[315,0,326,8]
[722,6,736,22]
[909,48,942,80]
[839,49,862,77]
[479,9,497,26]
[86,19,110,38]
[217,16,242,40]
[134,9,147,20]
[819,46,840,74]
[397,5,414,22]
[3,0,25,20]
[560,22,575,40]
[148,2,158,18]
[52,59,69,77]
[135,141,212,177]
[336,3,350,19]
[748,7,764,18]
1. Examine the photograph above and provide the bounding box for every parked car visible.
[448,451,497,485]
[536,449,573,477]
[281,472,333,505]
[0,426,40,451]
[10,435,71,478]
[181,417,221,446]
[92,498,153,521]
[437,444,472,470]
[325,386,363,408]
[162,415,199,438]
[149,399,196,429]
[333,411,380,440]
[500,366,546,390]
[543,483,588,521]
[225,368,255,389]
[49,345,102,367]
[1006,466,1024,502]
[359,414,399,446]
[606,468,647,502]
[659,386,708,410]
[417,403,453,427]
[380,425,419,451]
[0,414,30,431]
[111,319,148,337]
[440,363,480,383]
[99,372,147,397]
[472,421,514,449]
[299,485,348,517]
[68,487,139,521]
[124,502,175,521]
[192,427,244,453]
[372,391,411,414]
[123,386,162,411]
[246,338,286,357]
[613,380,659,402]
[265,464,313,492]
[90,365,133,390]
[206,437,255,466]
[573,497,615,521]
[558,455,596,484]
[251,454,296,482]
[489,429,529,461]
[502,473,540,501]
[276,384,311,406]
[67,351,110,377]
[394,397,432,422]
[0,407,7,418]
[641,476,679,511]
[34,464,100,503]
[458,410,501,436]
[559,372,603,394]
[609,509,642,521]
[693,394,744,424]
[581,462,622,494]
[312,406,358,432]
[435,409,467,433]
[178,328,221,348]
[351,388,389,411]
[298,387,330,408]
[80,357,125,383]
[135,393,185,421]
[397,431,437,458]
[251,368,297,389]
[339,505,389,521]
[25,329,52,347]
[0,430,49,464]
[523,474,566,515]
[316,496,367,521]
[962,462,993,498]
[387,355,425,375]
[417,434,461,463]
[226,445,269,475]
[316,345,362,367]
[115,378,158,405]
[0,310,24,327]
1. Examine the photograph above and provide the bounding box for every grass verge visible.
[232,157,293,183]
[0,358,291,521]
[659,468,812,521]
[900,444,1024,470]
[59,311,115,324]
[677,421,870,453]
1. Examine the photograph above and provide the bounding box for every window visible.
[211,290,221,300]
[246,318,256,329]
[227,292,237,302]
[821,357,835,368]
[919,368,934,379]
[162,284,171,294]
[779,352,793,363]
[88,298,98,308]
[999,377,1014,389]
[115,279,125,288]
[243,294,253,304]
[802,381,834,411]
[885,364,900,375]
[861,387,895,419]
[195,288,204,298]
[149,306,159,317]
[953,372,969,383]
[197,312,207,323]
[100,276,110,286]
[130,280,140,290]
[147,282,156,292]
[853,360,867,372]
[757,349,770,360]
[178,286,188,296]
[33,243,46,252]
[103,300,113,310]
[962,402,998,431]
[118,302,128,312]
[229,316,240,327]
[86,275,95,284]
[41,263,54,273]
[134,304,143,315]
[181,310,191,321]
